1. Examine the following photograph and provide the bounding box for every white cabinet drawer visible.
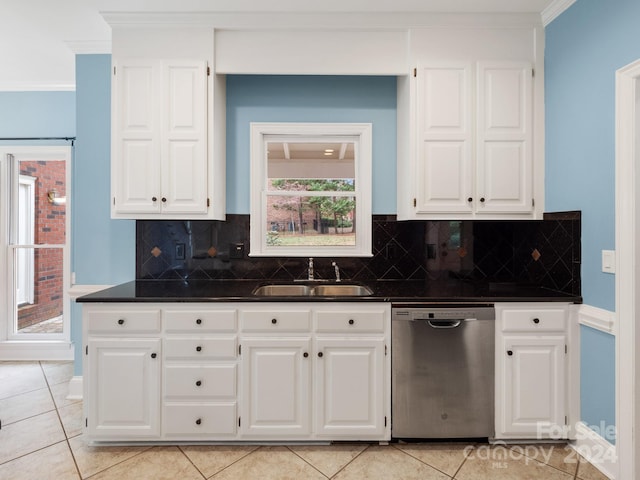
[501,308,567,332]
[163,403,237,436]
[165,365,236,398]
[164,337,237,360]
[86,309,161,334]
[164,309,236,333]
[241,310,311,332]
[316,309,386,333]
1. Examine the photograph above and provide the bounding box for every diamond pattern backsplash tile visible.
[136,212,581,296]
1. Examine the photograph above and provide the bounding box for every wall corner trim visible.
[572,421,617,480]
[576,304,615,334]
[68,285,114,300]
[541,0,577,27]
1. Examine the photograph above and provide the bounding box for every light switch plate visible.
[602,250,616,274]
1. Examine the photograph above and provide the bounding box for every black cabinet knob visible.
[195,418,202,425]
[480,197,486,203]
[196,318,202,325]
[348,319,355,325]
[303,352,309,358]
[161,197,167,203]
[117,319,125,325]
[196,380,202,387]
[467,197,473,202]
[152,196,157,202]
[196,346,202,352]
[151,353,157,359]
[271,318,277,324]
[533,318,540,324]
[318,352,323,358]
[507,350,513,356]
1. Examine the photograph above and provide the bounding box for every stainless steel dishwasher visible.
[392,305,495,439]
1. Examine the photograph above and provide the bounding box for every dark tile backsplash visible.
[136,212,581,296]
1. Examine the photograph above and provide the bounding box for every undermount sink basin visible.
[311,284,373,296]
[252,285,313,296]
[252,283,373,297]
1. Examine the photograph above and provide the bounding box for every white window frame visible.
[17,175,35,306]
[249,122,372,257]
[0,146,73,360]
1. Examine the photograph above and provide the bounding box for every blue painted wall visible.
[72,55,135,373]
[226,75,397,214]
[545,0,640,440]
[0,91,75,140]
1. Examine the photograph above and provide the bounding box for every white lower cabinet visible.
[495,303,572,440]
[240,337,312,437]
[84,306,162,440]
[83,302,390,443]
[315,338,386,437]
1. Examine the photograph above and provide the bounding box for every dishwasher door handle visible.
[427,319,462,328]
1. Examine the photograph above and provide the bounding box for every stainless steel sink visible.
[252,285,313,296]
[252,283,373,297]
[311,284,373,296]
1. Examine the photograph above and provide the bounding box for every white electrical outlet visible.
[602,250,616,274]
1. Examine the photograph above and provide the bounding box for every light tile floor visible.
[0,361,611,480]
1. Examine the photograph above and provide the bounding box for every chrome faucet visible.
[308,257,314,281]
[332,261,341,282]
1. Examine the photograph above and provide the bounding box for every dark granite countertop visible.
[76,279,581,304]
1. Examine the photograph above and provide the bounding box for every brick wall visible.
[18,161,65,330]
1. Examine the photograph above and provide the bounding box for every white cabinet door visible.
[476,62,533,214]
[315,338,386,438]
[112,61,161,214]
[112,59,209,218]
[240,337,312,438]
[415,63,473,214]
[160,60,208,215]
[498,335,566,438]
[87,337,161,439]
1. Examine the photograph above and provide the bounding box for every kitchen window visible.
[249,123,372,257]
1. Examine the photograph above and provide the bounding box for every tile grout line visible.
[39,360,84,480]
[390,443,459,479]
[507,443,580,479]
[328,443,371,479]
[176,445,213,480]
[199,445,266,479]
[285,445,331,479]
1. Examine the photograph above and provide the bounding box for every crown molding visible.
[541,0,577,27]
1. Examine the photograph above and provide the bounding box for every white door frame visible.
[615,59,640,480]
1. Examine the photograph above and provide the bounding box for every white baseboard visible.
[67,375,83,400]
[572,421,617,479]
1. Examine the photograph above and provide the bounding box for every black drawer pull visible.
[533,318,540,324]
[271,318,277,324]
[348,319,355,325]
[196,318,202,325]
[318,352,323,358]
[151,353,157,359]
[196,380,202,387]
[196,346,202,352]
[152,196,157,202]
[303,352,309,358]
[507,350,513,356]
[195,418,202,425]
[117,319,125,325]
[161,197,167,203]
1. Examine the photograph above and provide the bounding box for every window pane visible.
[15,247,63,334]
[266,195,356,247]
[19,160,66,245]
[267,141,355,188]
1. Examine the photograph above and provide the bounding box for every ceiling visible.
[0,0,563,91]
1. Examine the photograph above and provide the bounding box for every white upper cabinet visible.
[397,26,544,221]
[110,27,225,220]
[112,59,209,217]
[408,61,534,219]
